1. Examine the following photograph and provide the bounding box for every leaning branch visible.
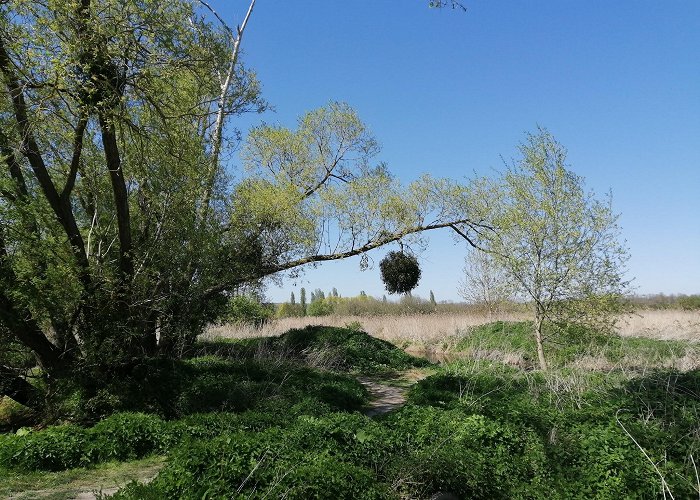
[0,38,92,289]
[200,0,256,217]
[203,218,482,298]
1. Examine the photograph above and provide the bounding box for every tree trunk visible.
[0,365,42,410]
[534,312,548,371]
[98,112,134,282]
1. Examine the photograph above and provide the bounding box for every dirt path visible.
[4,457,164,500]
[358,368,431,417]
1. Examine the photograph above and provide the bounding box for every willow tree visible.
[466,129,631,370]
[0,1,483,407]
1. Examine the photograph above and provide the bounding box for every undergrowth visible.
[2,324,699,498]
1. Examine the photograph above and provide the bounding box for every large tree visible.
[0,1,482,407]
[465,129,631,370]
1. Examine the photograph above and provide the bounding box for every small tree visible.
[290,292,296,305]
[429,290,436,305]
[469,129,631,370]
[459,249,514,320]
[300,287,307,315]
[379,251,422,295]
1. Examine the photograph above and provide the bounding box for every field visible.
[207,308,700,343]
[2,310,700,498]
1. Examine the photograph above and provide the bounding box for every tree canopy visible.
[0,0,483,408]
[467,128,631,369]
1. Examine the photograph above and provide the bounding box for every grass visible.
[3,321,700,498]
[0,456,164,499]
[206,308,700,348]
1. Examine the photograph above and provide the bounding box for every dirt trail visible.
[6,458,163,500]
[358,369,430,417]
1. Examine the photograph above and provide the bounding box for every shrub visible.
[0,425,92,471]
[90,412,167,462]
[224,295,275,326]
[306,298,334,316]
[276,302,305,318]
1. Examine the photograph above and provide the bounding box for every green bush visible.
[224,295,275,326]
[678,295,700,310]
[306,298,334,316]
[276,302,305,318]
[0,425,92,471]
[90,412,167,462]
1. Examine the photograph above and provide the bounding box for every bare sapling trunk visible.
[200,0,256,217]
[534,309,548,370]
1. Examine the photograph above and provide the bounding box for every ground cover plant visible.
[2,323,699,498]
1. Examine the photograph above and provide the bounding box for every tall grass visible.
[206,309,700,346]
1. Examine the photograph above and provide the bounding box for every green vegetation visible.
[277,293,441,318]
[0,1,693,497]
[222,295,275,327]
[0,1,479,411]
[468,129,631,369]
[379,251,422,295]
[2,324,699,498]
[453,321,700,370]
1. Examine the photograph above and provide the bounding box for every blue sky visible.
[218,1,700,302]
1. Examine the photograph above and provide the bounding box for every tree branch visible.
[60,113,89,201]
[204,218,480,299]
[200,0,256,217]
[0,37,92,290]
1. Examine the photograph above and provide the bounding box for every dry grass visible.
[616,310,700,341]
[204,311,530,347]
[206,309,700,346]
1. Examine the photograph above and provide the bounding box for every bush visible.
[224,295,275,326]
[90,412,167,462]
[276,302,305,318]
[0,425,92,471]
[678,295,700,310]
[306,298,334,316]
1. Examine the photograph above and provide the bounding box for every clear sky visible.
[217,1,700,302]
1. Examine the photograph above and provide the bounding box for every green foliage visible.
[306,297,335,316]
[406,362,700,498]
[275,302,305,318]
[223,295,274,327]
[89,413,168,462]
[678,295,700,310]
[0,425,93,471]
[379,251,422,295]
[0,0,478,412]
[115,423,390,500]
[275,326,430,373]
[469,128,631,369]
[452,321,700,370]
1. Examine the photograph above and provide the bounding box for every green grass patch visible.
[454,321,700,370]
[0,455,164,500]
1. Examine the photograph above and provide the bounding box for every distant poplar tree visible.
[430,290,436,305]
[290,292,296,305]
[332,287,339,297]
[300,288,307,313]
